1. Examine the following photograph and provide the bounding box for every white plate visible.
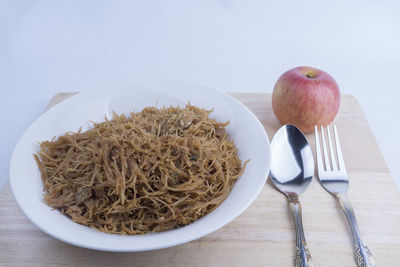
[10,80,270,252]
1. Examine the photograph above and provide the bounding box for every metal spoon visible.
[270,124,314,267]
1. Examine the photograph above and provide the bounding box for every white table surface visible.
[1,0,399,191]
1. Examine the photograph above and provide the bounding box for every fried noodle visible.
[34,104,247,235]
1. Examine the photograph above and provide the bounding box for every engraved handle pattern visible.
[294,243,313,267]
[337,194,376,267]
[289,195,313,267]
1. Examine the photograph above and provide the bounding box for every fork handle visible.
[337,194,376,267]
[289,200,313,267]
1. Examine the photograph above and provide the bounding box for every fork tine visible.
[314,126,325,172]
[333,125,346,172]
[320,126,331,171]
[327,125,338,171]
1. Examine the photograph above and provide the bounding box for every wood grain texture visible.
[1,93,399,267]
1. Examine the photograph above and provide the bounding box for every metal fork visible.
[314,125,375,267]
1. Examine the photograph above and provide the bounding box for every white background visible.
[1,0,399,191]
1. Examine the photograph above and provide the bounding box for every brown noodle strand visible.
[34,104,247,235]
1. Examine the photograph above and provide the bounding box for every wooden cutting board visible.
[1,93,399,267]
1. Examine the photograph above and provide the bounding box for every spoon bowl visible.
[270,124,314,197]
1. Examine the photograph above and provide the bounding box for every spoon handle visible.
[289,199,313,267]
[337,194,376,267]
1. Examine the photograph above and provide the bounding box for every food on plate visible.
[34,104,247,235]
[272,66,340,133]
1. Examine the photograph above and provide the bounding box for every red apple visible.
[272,66,340,133]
